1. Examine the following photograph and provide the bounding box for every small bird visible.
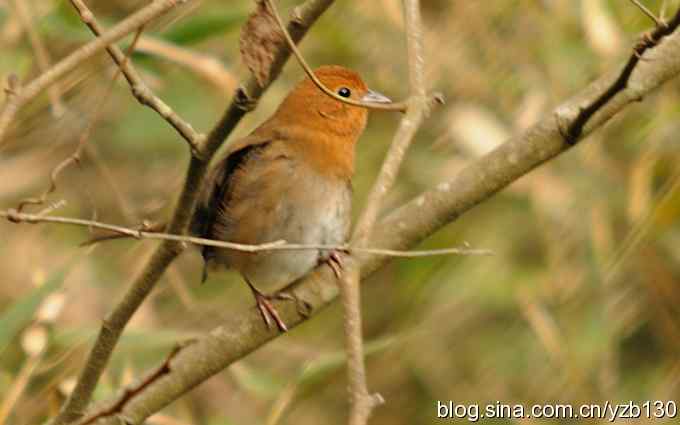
[195,65,390,331]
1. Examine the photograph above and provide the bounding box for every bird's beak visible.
[361,89,392,104]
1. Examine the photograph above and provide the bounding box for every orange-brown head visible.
[260,65,390,179]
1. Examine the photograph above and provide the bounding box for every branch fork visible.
[54,4,680,423]
[5,1,680,425]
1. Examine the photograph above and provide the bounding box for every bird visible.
[194,65,391,332]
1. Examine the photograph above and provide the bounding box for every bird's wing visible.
[194,135,273,278]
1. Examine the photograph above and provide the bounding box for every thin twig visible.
[48,2,337,424]
[0,209,491,257]
[0,0,186,146]
[135,36,237,93]
[0,74,21,142]
[16,26,145,214]
[337,0,429,423]
[78,345,186,425]
[628,0,667,27]
[266,0,427,421]
[64,6,680,423]
[10,0,65,116]
[0,352,42,425]
[265,0,408,112]
[602,166,680,284]
[84,142,198,309]
[338,259,384,425]
[266,0,430,421]
[565,3,680,143]
[68,0,204,155]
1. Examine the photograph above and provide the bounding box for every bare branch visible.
[68,0,203,155]
[337,0,429,422]
[628,0,667,27]
[265,0,408,112]
[76,9,680,423]
[78,344,186,425]
[0,209,490,257]
[16,26,145,214]
[0,74,21,141]
[10,0,65,116]
[0,0,186,146]
[48,2,337,424]
[135,36,237,93]
[565,2,680,143]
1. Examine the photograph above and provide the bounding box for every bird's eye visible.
[337,87,351,98]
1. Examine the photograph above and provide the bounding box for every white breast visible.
[234,169,351,290]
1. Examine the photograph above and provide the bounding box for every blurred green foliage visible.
[0,263,69,353]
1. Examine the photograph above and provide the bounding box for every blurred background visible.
[1,0,679,423]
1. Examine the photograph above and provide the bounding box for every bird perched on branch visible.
[195,65,390,331]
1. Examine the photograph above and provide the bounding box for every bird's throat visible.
[293,129,356,181]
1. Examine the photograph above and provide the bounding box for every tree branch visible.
[67,0,203,155]
[77,10,680,424]
[339,1,428,423]
[134,36,237,93]
[48,1,337,424]
[0,209,490,257]
[0,0,187,146]
[264,0,432,422]
[16,25,146,214]
[264,0,409,112]
[564,3,680,143]
[10,0,65,116]
[628,0,666,27]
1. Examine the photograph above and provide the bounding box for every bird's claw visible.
[324,249,348,280]
[245,278,290,332]
[245,274,315,331]
[252,290,289,332]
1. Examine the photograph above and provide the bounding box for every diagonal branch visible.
[564,3,680,143]
[68,0,203,154]
[0,0,187,146]
[10,0,65,116]
[49,1,337,425]
[265,0,409,112]
[628,0,666,27]
[134,36,237,93]
[264,0,432,422]
[78,10,680,424]
[16,26,146,214]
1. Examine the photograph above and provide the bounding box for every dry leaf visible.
[239,0,286,87]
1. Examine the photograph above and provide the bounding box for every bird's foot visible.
[246,278,312,331]
[250,288,290,332]
[323,249,349,279]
